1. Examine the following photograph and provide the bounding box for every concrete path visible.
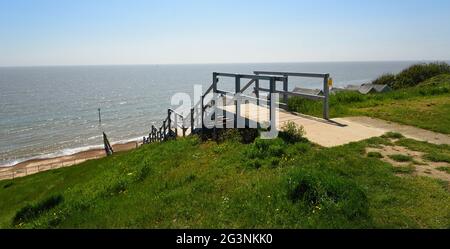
[218,103,450,147]
[342,116,450,145]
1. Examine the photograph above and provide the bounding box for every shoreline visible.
[0,140,141,180]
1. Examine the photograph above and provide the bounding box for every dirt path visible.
[343,116,450,145]
[366,144,450,183]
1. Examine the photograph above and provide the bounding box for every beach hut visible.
[357,84,392,94]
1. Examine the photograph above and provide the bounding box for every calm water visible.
[0,61,435,166]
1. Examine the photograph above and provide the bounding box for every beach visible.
[0,141,140,181]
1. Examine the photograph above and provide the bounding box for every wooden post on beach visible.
[103,132,114,156]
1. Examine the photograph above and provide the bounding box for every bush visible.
[216,128,259,144]
[372,73,396,88]
[279,121,306,144]
[13,195,64,225]
[373,62,450,89]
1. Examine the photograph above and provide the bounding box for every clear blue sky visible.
[1,0,450,66]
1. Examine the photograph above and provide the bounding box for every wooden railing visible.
[142,70,331,145]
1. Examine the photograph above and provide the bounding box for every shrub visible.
[216,128,258,144]
[372,73,396,88]
[13,195,64,225]
[279,121,306,144]
[376,62,450,89]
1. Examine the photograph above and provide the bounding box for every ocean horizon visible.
[0,60,447,167]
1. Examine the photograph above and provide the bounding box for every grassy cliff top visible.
[0,133,449,228]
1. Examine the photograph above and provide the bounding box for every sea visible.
[0,61,441,166]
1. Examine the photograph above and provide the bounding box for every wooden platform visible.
[218,103,387,147]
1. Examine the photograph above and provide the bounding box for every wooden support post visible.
[269,78,275,130]
[167,110,171,139]
[174,113,178,139]
[235,75,241,129]
[151,125,155,142]
[190,108,195,134]
[283,76,288,103]
[201,95,205,134]
[163,120,166,141]
[323,74,330,120]
[255,79,260,129]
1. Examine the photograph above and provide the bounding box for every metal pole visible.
[98,108,102,124]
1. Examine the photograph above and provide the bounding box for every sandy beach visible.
[0,141,141,181]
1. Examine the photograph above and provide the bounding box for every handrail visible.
[215,72,285,81]
[254,71,329,78]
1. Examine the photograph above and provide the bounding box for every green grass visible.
[288,74,450,134]
[392,165,416,175]
[388,154,414,162]
[423,153,450,163]
[367,152,383,159]
[0,135,449,229]
[381,132,404,139]
[437,167,450,174]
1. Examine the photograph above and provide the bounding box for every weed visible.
[279,121,306,144]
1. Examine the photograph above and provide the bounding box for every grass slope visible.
[288,74,450,134]
[0,135,449,229]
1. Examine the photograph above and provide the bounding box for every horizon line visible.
[1,59,449,68]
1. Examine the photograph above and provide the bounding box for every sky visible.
[1,0,450,66]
